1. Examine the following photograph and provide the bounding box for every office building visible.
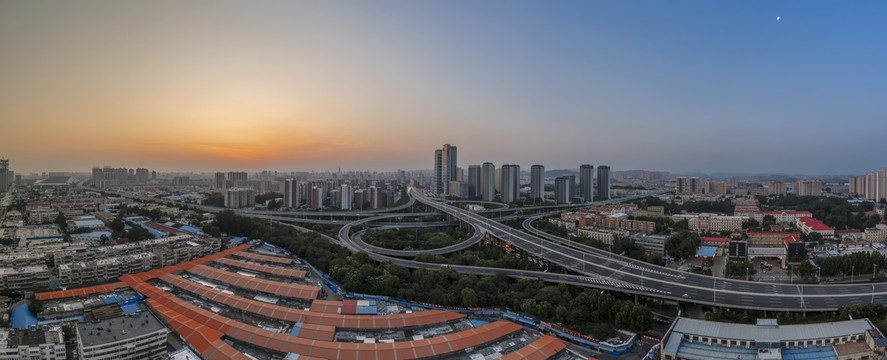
[554,177,571,204]
[433,144,457,196]
[77,312,168,360]
[480,162,496,202]
[596,165,611,200]
[793,180,822,197]
[283,179,298,209]
[369,186,381,209]
[468,165,481,198]
[579,164,594,202]
[448,181,469,199]
[676,177,703,195]
[224,187,255,209]
[768,181,787,195]
[530,165,545,201]
[499,165,520,203]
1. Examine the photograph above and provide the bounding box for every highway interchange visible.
[107,185,887,311]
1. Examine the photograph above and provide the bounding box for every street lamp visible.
[746,267,749,281]
[852,265,855,284]
[874,264,878,281]
[817,267,821,285]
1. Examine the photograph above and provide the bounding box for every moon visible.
[777,16,780,20]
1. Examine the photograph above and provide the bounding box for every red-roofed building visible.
[752,211,813,223]
[700,237,730,248]
[796,217,835,239]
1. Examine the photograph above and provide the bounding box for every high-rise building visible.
[214,172,226,189]
[704,181,727,194]
[310,186,323,209]
[768,181,787,196]
[878,169,887,202]
[554,177,571,204]
[0,159,9,192]
[468,165,481,198]
[433,144,457,196]
[499,165,520,203]
[596,165,611,201]
[848,177,866,197]
[579,164,594,202]
[793,180,822,197]
[340,184,352,210]
[135,168,149,183]
[564,175,576,202]
[224,187,255,208]
[369,186,380,209]
[530,165,545,201]
[283,179,299,209]
[480,163,496,202]
[172,176,190,186]
[227,171,248,187]
[676,176,702,195]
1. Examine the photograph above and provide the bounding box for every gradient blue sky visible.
[1,1,884,175]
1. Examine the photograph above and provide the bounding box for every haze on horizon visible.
[1,1,885,176]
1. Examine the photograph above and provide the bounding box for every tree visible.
[125,225,153,242]
[807,232,823,245]
[460,288,478,307]
[54,213,67,231]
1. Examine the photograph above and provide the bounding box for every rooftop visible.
[798,217,835,232]
[671,318,873,343]
[77,311,166,347]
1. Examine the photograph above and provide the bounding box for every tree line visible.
[209,210,655,337]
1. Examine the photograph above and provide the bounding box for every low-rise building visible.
[27,208,59,225]
[638,235,668,256]
[0,265,50,290]
[577,228,629,246]
[76,312,168,360]
[752,210,813,223]
[689,213,744,232]
[796,217,836,239]
[660,317,884,360]
[0,327,66,360]
[864,226,887,243]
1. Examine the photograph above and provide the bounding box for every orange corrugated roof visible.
[234,250,294,264]
[187,264,319,299]
[499,336,567,360]
[35,281,128,300]
[215,257,306,278]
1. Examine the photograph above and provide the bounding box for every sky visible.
[1,1,885,175]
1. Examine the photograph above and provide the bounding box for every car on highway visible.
[614,284,624,289]
[681,293,691,299]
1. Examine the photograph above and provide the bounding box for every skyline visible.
[2,1,886,174]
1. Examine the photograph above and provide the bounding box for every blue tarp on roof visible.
[229,237,247,244]
[468,319,490,328]
[289,322,302,337]
[179,225,200,233]
[695,246,718,257]
[38,316,85,325]
[121,303,142,315]
[11,304,38,329]
[782,346,837,360]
